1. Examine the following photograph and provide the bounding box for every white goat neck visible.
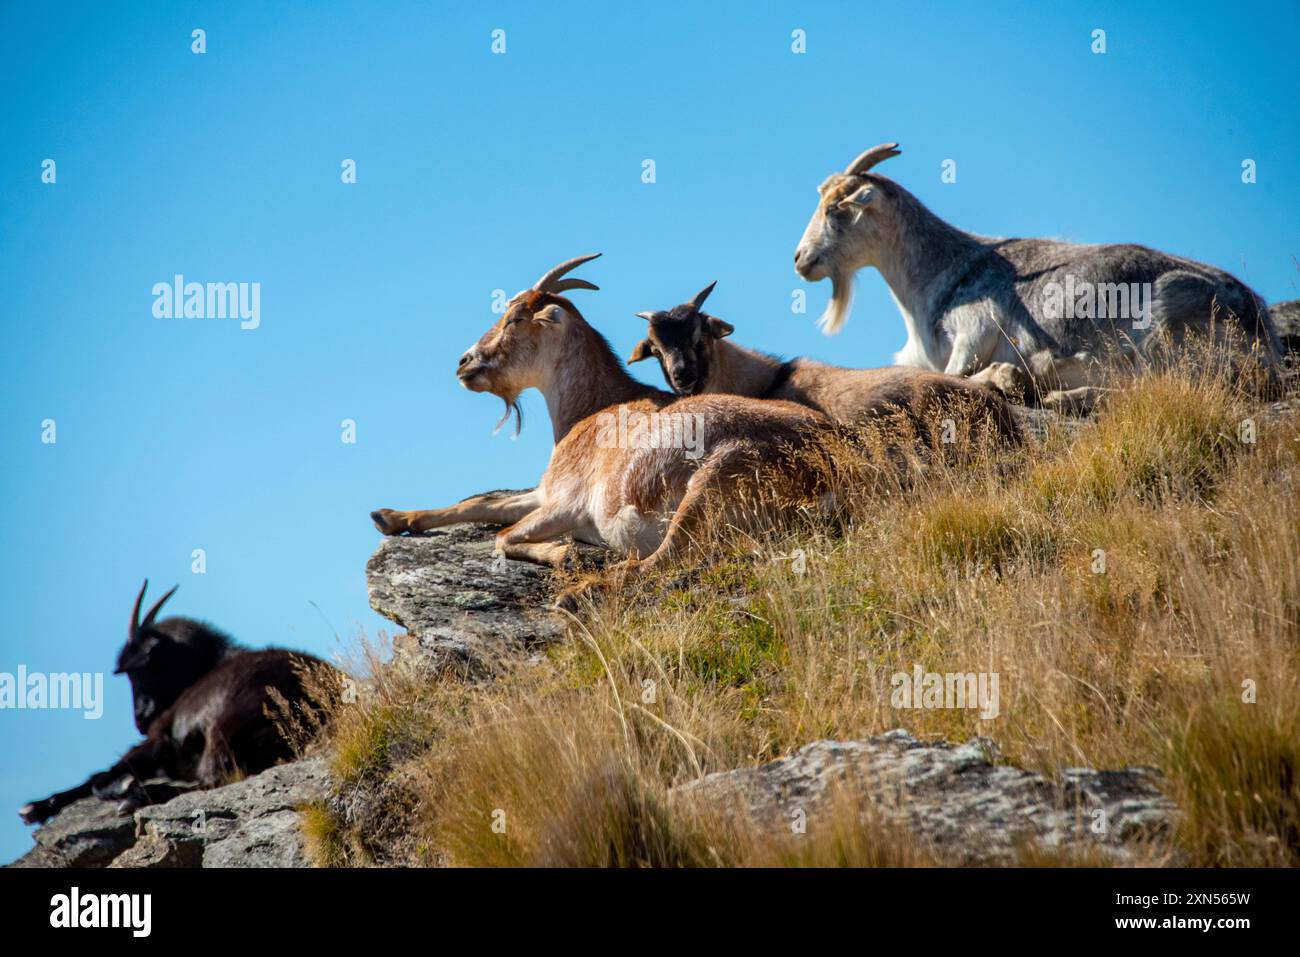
[869,180,988,370]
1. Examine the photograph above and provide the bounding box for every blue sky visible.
[0,1,1296,861]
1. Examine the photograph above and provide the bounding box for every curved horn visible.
[130,579,149,638]
[690,281,718,311]
[549,277,600,293]
[845,142,901,176]
[141,584,179,630]
[532,253,602,294]
[634,311,656,321]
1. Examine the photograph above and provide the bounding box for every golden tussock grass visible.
[316,344,1300,867]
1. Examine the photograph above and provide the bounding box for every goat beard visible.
[816,269,855,336]
[493,394,523,437]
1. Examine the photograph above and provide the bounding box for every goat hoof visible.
[553,590,582,614]
[554,570,619,612]
[18,801,50,825]
[370,509,406,535]
[982,362,1029,399]
[553,582,600,613]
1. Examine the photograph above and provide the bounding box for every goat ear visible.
[839,185,874,209]
[837,186,875,225]
[706,316,734,339]
[628,339,655,363]
[534,304,564,325]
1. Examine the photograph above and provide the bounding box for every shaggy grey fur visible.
[795,152,1282,399]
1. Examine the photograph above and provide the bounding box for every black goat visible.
[18,581,336,825]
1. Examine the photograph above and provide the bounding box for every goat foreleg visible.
[18,778,99,825]
[947,324,1033,400]
[89,737,187,816]
[1027,350,1110,414]
[372,489,542,536]
[494,505,581,569]
[17,738,173,824]
[554,456,733,611]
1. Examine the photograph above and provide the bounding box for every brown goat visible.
[630,281,1022,446]
[370,255,836,603]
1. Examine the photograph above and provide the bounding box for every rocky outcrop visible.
[1273,298,1300,355]
[367,523,563,675]
[7,759,327,868]
[676,732,1175,864]
[7,794,138,868]
[366,498,604,675]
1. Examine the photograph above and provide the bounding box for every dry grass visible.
[299,801,348,868]
[316,345,1300,867]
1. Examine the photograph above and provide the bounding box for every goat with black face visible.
[630,281,1021,447]
[114,583,236,734]
[630,282,732,395]
[18,581,336,825]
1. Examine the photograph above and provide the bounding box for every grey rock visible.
[366,495,601,675]
[1010,404,1085,443]
[7,796,137,868]
[1272,298,1300,354]
[7,759,328,869]
[111,759,328,868]
[674,731,1175,864]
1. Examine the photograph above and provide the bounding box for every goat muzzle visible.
[668,370,699,395]
[795,244,830,281]
[457,351,490,389]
